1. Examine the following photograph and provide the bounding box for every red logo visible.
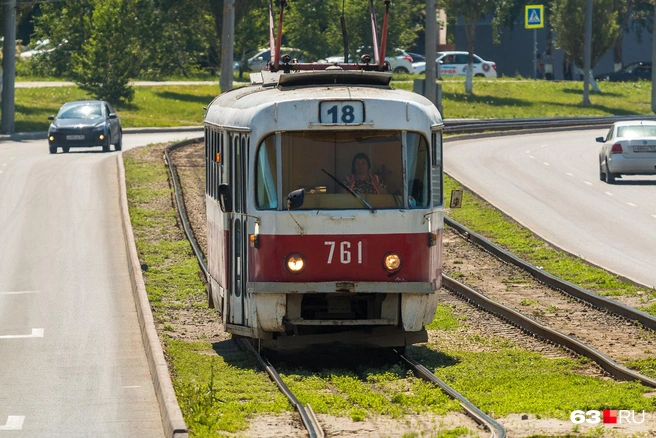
[603,410,617,424]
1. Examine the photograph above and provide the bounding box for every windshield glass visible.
[255,130,430,210]
[58,104,103,119]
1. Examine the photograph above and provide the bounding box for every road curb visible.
[116,154,189,438]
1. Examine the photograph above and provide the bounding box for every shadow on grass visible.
[154,91,216,104]
[443,93,530,108]
[407,344,460,369]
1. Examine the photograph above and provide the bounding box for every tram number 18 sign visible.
[320,101,364,124]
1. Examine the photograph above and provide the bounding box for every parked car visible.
[48,100,122,154]
[595,62,652,82]
[236,47,305,72]
[320,48,416,73]
[407,52,425,63]
[413,51,497,78]
[597,120,656,183]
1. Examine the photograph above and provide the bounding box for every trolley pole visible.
[219,0,236,93]
[424,0,437,106]
[2,0,17,134]
[582,0,592,105]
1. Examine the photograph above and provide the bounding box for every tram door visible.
[228,133,248,326]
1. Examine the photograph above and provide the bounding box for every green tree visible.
[72,0,139,103]
[28,2,95,77]
[439,0,498,93]
[551,0,619,71]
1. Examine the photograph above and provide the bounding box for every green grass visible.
[282,364,460,421]
[168,340,293,436]
[14,84,220,132]
[412,342,656,421]
[444,174,656,312]
[12,78,653,132]
[394,77,653,119]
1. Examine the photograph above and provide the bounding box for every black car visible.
[595,62,652,82]
[48,100,122,154]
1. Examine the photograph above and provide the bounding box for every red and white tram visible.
[204,2,444,350]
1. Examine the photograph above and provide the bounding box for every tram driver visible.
[344,152,386,194]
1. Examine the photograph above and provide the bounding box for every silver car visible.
[598,120,656,183]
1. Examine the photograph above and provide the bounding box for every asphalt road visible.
[0,131,201,437]
[445,129,656,289]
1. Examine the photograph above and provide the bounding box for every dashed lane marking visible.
[0,416,25,431]
[0,328,44,339]
[566,172,573,176]
[0,291,40,295]
[543,162,550,166]
[627,202,637,207]
[529,155,535,159]
[123,386,141,389]
[584,181,593,186]
[605,191,614,196]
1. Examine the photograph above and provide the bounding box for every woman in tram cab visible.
[344,152,385,194]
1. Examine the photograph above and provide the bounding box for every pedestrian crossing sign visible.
[525,5,544,29]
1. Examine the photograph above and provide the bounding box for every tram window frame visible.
[255,134,279,210]
[431,130,443,207]
[406,132,430,209]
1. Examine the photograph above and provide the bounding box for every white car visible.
[597,120,656,184]
[413,51,497,78]
[320,48,415,74]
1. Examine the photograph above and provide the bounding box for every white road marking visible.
[0,328,44,339]
[605,191,614,196]
[584,181,593,186]
[0,416,25,431]
[653,215,656,220]
[123,386,141,389]
[0,291,40,295]
[526,150,531,153]
[627,202,637,207]
[529,155,535,159]
[543,162,550,166]
[566,172,573,176]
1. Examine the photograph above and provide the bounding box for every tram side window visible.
[431,131,443,207]
[406,133,430,209]
[255,135,278,210]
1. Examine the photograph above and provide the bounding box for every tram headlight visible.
[383,253,402,273]
[286,253,305,273]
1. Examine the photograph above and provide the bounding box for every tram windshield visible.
[255,130,430,210]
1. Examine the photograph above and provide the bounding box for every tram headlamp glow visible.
[383,253,402,272]
[286,253,305,273]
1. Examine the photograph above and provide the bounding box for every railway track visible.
[163,134,656,435]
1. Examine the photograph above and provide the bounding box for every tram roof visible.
[206,70,442,127]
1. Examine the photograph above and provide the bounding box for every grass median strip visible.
[444,175,656,315]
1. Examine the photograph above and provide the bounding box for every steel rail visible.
[399,353,506,438]
[164,139,209,277]
[444,217,656,332]
[235,338,324,438]
[165,141,323,438]
[442,274,656,388]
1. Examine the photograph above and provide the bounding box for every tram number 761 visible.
[325,241,363,264]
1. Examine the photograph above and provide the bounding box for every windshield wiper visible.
[321,169,374,212]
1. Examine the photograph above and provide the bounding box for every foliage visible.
[550,0,619,69]
[71,0,139,103]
